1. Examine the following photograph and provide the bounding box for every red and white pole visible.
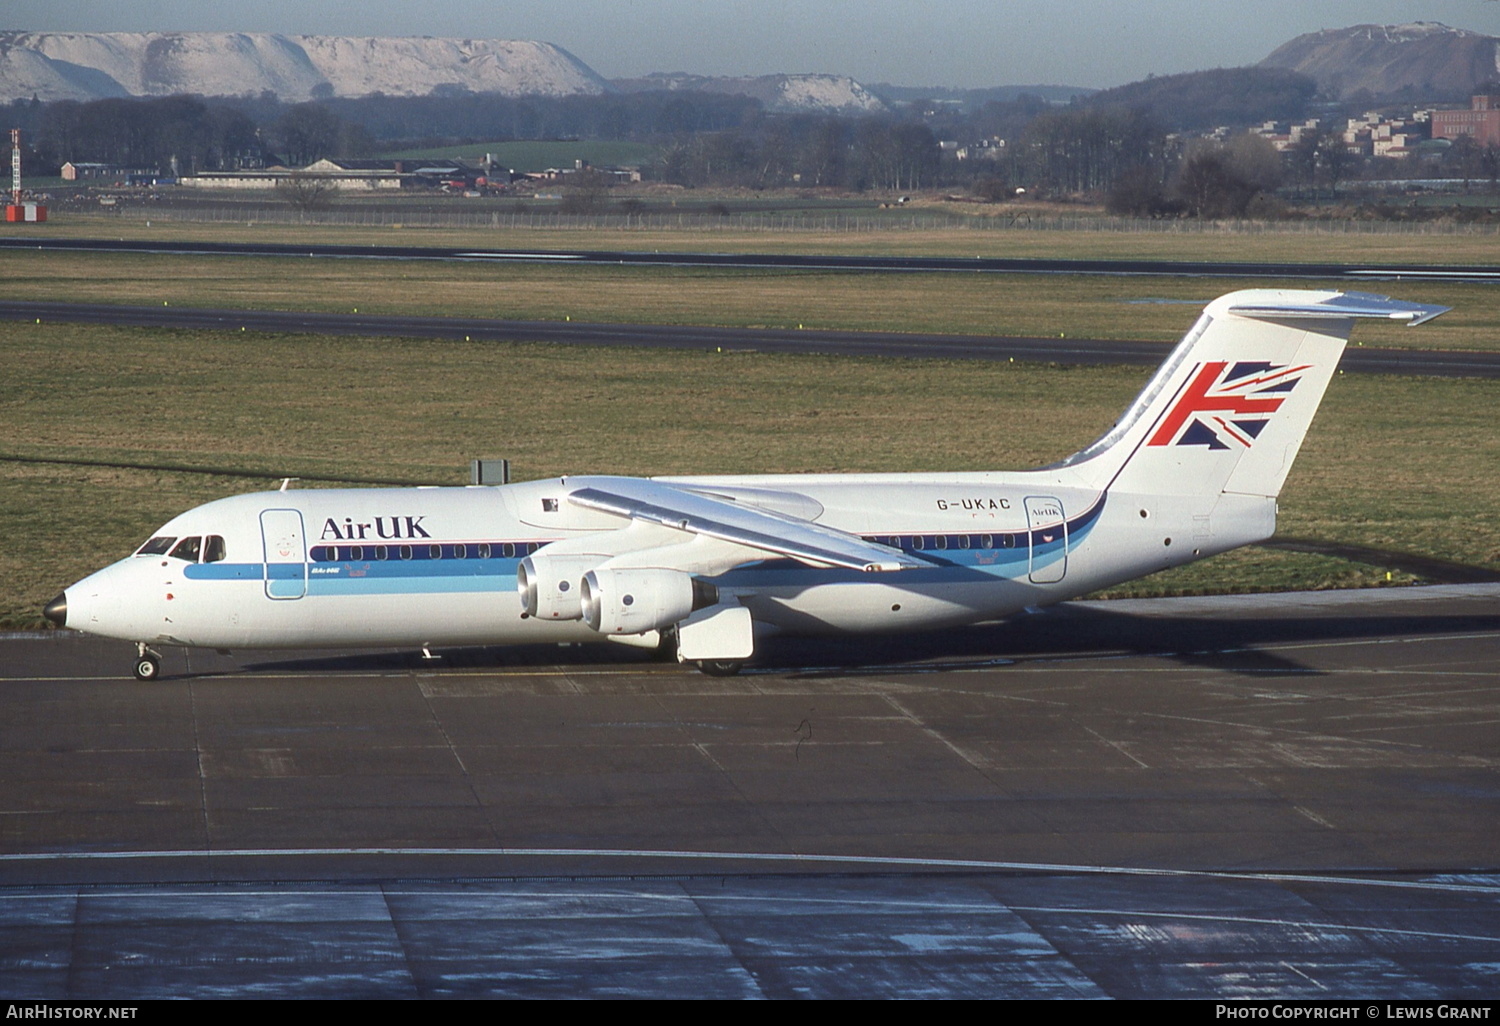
[10,129,20,205]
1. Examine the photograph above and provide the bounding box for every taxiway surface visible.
[2,585,1497,997]
[3,299,1496,378]
[5,237,1500,282]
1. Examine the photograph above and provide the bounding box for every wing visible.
[564,476,922,573]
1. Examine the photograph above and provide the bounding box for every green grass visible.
[2,321,1496,629]
[1092,547,1423,599]
[10,211,1500,267]
[375,140,661,171]
[2,250,1494,351]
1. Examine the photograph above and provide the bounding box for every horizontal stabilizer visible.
[1226,291,1449,326]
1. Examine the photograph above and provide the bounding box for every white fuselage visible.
[62,470,1273,652]
[55,289,1449,667]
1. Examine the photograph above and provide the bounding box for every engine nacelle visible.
[516,552,604,620]
[580,567,717,635]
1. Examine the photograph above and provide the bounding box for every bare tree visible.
[274,103,342,166]
[1171,135,1281,219]
[559,168,612,213]
[1106,164,1171,216]
[1288,127,1352,201]
[274,175,338,213]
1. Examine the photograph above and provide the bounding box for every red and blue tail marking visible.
[1146,361,1310,451]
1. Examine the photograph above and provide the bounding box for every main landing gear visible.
[133,643,162,681]
[694,659,745,677]
[660,626,746,676]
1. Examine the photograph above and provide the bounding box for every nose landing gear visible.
[134,643,162,681]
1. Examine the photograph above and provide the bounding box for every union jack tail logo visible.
[1146,361,1309,450]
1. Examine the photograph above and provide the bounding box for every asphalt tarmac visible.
[4,299,1497,378]
[3,584,1498,998]
[4,236,1500,282]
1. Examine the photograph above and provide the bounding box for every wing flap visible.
[565,477,921,572]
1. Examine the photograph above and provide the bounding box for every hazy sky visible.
[8,1,1500,89]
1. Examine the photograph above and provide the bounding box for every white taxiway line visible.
[2,846,1498,895]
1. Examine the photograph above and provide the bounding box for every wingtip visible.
[1405,304,1450,327]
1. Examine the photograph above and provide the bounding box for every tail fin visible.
[1056,290,1446,499]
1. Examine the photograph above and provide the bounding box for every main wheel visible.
[695,659,744,677]
[133,655,161,681]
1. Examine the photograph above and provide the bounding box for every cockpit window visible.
[137,536,176,556]
[168,537,202,562]
[203,536,226,563]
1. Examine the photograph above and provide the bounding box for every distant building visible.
[1249,121,1292,150]
[1342,112,1428,159]
[1250,118,1324,152]
[176,158,403,191]
[60,162,156,181]
[1430,95,1500,147]
[524,163,640,185]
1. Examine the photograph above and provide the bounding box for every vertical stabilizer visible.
[1055,290,1446,499]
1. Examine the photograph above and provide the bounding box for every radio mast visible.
[5,129,46,222]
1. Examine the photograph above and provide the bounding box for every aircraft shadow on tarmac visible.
[233,601,1500,680]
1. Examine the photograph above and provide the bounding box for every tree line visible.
[5,90,766,175]
[8,74,1498,216]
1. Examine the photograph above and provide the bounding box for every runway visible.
[4,236,1500,282]
[4,584,1498,997]
[4,299,1497,378]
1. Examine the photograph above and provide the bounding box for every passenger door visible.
[1025,496,1068,584]
[260,509,307,600]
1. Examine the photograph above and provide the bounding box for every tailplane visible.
[1055,290,1446,499]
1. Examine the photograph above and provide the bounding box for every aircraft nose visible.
[43,592,67,628]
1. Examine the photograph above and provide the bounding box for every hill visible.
[0,32,610,102]
[1084,66,1316,131]
[1259,22,1500,101]
[866,83,1093,111]
[610,73,888,115]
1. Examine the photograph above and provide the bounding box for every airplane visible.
[42,289,1446,681]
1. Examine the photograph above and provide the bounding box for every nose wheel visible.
[134,644,162,681]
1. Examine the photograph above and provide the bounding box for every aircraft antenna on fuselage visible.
[279,477,299,492]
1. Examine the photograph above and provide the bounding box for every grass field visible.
[8,212,1500,265]
[2,320,1495,629]
[2,249,1495,351]
[375,140,662,171]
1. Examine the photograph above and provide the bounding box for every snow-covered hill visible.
[612,73,889,114]
[0,32,610,102]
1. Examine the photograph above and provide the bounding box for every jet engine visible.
[517,552,607,620]
[580,567,718,635]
